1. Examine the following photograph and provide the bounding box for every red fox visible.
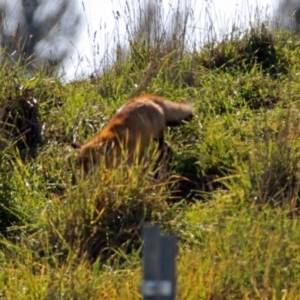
[71,94,194,176]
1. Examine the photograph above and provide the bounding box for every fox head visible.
[71,140,116,176]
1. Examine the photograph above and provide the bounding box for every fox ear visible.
[98,140,115,154]
[71,142,81,150]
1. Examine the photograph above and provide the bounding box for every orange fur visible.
[72,94,194,175]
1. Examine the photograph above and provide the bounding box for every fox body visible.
[72,94,193,175]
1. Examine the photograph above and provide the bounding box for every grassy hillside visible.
[1,5,300,299]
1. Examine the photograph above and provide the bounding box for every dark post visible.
[141,224,177,300]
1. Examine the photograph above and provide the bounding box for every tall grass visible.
[1,0,300,299]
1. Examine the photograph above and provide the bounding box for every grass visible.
[1,0,300,299]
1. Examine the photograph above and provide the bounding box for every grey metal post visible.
[141,224,177,300]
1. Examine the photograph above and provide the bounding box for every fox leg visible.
[159,138,173,164]
[153,135,173,178]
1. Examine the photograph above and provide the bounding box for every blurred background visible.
[0,0,297,81]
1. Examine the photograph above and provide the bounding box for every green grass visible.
[1,1,300,299]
